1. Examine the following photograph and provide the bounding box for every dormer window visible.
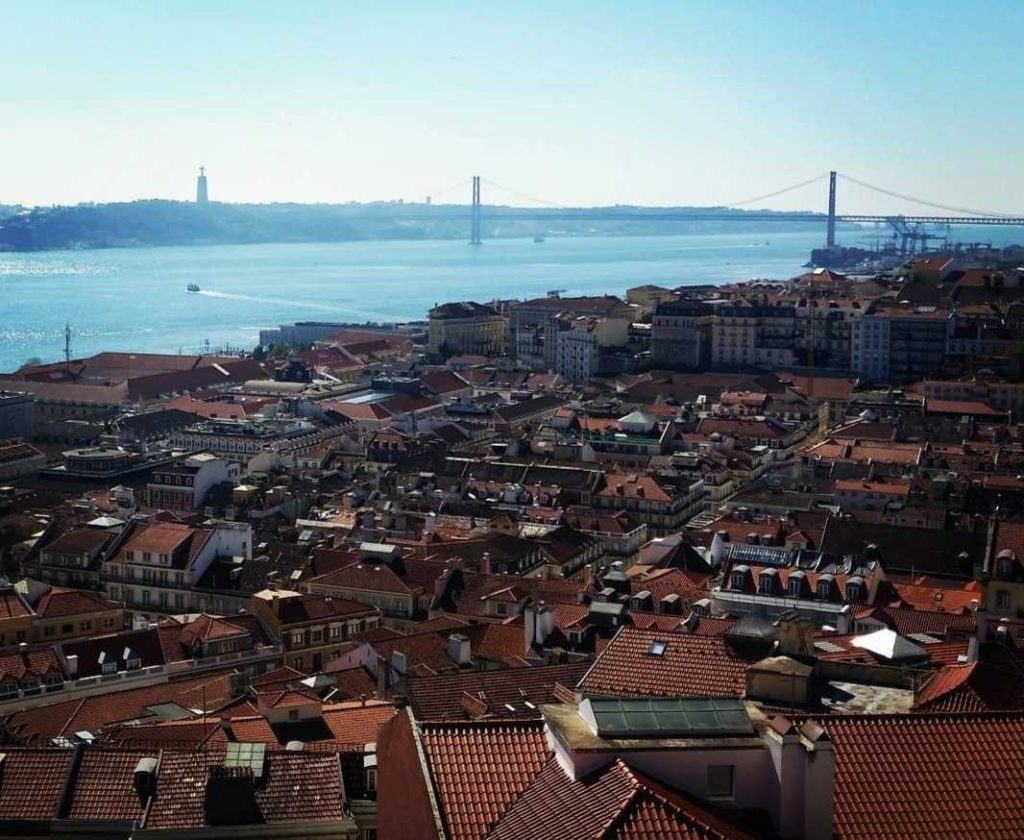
[845,579,865,603]
[788,576,804,598]
[817,578,834,600]
[730,565,751,591]
[758,570,779,596]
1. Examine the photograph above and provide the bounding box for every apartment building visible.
[101,519,252,617]
[650,298,712,368]
[250,588,382,672]
[146,451,239,512]
[427,301,507,359]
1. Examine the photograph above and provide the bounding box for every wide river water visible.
[0,228,1018,371]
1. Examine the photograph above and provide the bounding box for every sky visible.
[3,1,1023,215]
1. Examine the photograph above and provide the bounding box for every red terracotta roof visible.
[142,751,344,829]
[407,662,590,721]
[0,748,74,820]
[117,522,194,557]
[65,748,153,821]
[489,758,754,840]
[419,720,550,840]
[321,700,397,745]
[34,587,120,619]
[0,588,31,620]
[888,581,980,614]
[578,627,755,698]
[3,672,235,740]
[925,399,1004,416]
[826,712,1024,840]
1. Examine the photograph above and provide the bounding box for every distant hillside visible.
[0,199,830,252]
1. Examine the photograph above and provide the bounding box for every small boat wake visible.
[195,289,385,320]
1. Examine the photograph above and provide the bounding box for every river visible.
[0,228,1014,371]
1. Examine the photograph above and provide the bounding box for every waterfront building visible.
[427,301,507,359]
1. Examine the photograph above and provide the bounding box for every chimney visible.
[229,670,246,698]
[765,718,835,840]
[525,605,538,648]
[447,633,472,666]
[480,552,493,576]
[774,612,814,657]
[133,757,158,806]
[975,605,989,643]
[835,604,852,636]
[538,606,555,640]
[433,568,450,602]
[65,654,78,679]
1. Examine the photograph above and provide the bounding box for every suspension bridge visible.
[422,171,1024,247]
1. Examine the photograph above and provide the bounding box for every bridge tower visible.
[826,170,837,248]
[470,175,482,245]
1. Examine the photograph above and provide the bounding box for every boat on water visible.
[187,283,200,292]
[534,236,545,243]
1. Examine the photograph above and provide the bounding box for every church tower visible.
[196,167,209,204]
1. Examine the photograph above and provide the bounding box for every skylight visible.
[647,639,668,657]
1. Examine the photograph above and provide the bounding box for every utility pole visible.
[470,175,482,245]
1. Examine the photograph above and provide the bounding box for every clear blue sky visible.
[4,1,1022,214]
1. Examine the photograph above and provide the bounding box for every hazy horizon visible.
[5,1,1023,216]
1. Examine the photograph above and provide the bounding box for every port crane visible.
[886,218,949,255]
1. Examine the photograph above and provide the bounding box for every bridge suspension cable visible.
[838,172,1011,219]
[480,178,567,209]
[426,178,471,202]
[722,172,830,209]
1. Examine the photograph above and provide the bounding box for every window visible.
[496,603,508,616]
[330,625,342,640]
[61,624,73,634]
[846,582,863,602]
[79,621,90,631]
[997,590,1012,609]
[310,629,323,643]
[706,764,735,798]
[365,768,377,792]
[788,578,803,598]
[143,552,152,563]
[291,631,305,647]
[101,660,117,675]
[647,639,667,657]
[288,709,299,722]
